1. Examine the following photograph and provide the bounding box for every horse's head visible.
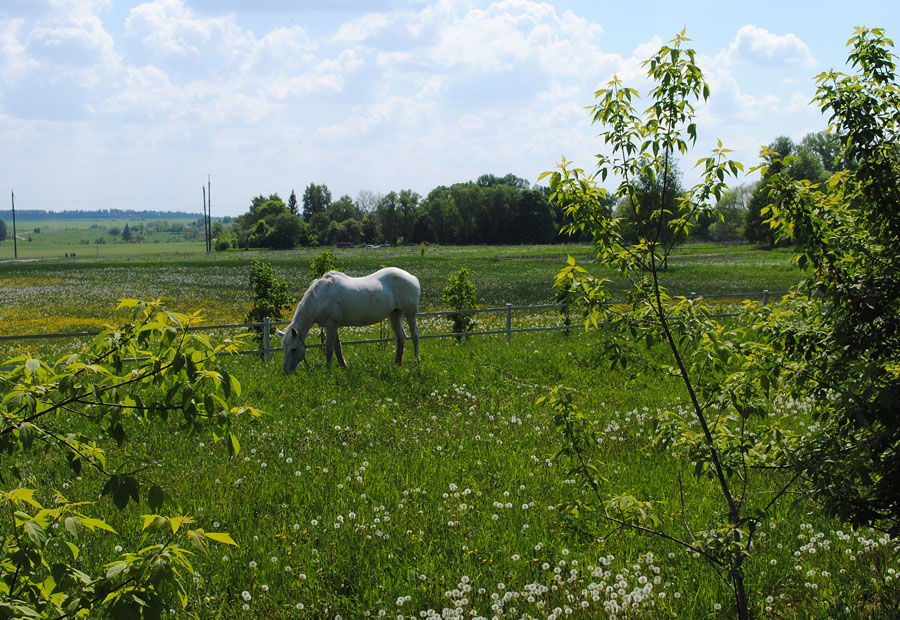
[277,326,307,373]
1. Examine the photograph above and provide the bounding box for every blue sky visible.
[1,0,897,216]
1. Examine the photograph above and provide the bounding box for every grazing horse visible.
[278,267,420,371]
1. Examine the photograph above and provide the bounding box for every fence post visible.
[506,303,512,344]
[762,290,769,306]
[263,317,271,362]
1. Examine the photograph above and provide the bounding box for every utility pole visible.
[202,185,209,253]
[10,190,17,260]
[207,175,212,253]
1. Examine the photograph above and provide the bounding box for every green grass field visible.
[4,245,896,619]
[0,217,205,260]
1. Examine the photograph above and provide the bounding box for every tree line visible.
[226,173,567,250]
[226,133,842,252]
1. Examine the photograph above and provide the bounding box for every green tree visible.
[327,194,359,222]
[244,260,296,342]
[288,189,299,216]
[302,183,331,221]
[744,137,795,246]
[233,195,306,249]
[121,223,132,242]
[360,212,382,244]
[540,31,786,620]
[0,217,7,242]
[376,192,400,245]
[706,182,754,242]
[801,130,844,173]
[1,300,251,617]
[441,267,477,340]
[420,187,461,245]
[766,27,900,533]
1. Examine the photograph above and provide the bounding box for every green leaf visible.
[105,562,129,580]
[203,531,237,546]
[25,520,48,547]
[6,488,42,509]
[148,485,166,511]
[228,432,240,457]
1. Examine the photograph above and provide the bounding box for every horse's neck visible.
[290,285,319,340]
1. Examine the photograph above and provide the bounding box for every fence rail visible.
[0,291,785,369]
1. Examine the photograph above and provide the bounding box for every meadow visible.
[3,245,897,619]
[0,217,205,260]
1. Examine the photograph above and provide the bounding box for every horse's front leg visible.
[324,326,337,369]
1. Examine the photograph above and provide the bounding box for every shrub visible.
[244,260,295,342]
[308,251,340,280]
[441,267,477,340]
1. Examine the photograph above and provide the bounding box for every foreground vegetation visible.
[5,319,899,618]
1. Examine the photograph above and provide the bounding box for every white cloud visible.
[0,19,39,83]
[333,13,390,43]
[722,24,815,67]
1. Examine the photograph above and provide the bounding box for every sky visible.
[1,0,898,217]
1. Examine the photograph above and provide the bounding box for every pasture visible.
[0,217,205,260]
[3,246,898,618]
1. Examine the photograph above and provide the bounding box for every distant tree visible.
[376,192,400,245]
[341,218,363,245]
[302,183,331,221]
[355,190,380,213]
[122,223,133,242]
[614,160,687,264]
[361,212,382,244]
[233,195,306,249]
[396,189,421,244]
[327,194,360,222]
[450,183,485,244]
[513,188,558,243]
[801,130,844,173]
[0,218,6,242]
[420,187,461,244]
[476,173,530,190]
[707,183,754,242]
[288,189,299,216]
[307,212,331,246]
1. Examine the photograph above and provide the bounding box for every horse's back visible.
[374,267,420,311]
[317,268,419,326]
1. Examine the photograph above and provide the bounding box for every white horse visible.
[278,267,420,371]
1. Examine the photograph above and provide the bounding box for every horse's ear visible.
[276,328,285,337]
[290,327,299,339]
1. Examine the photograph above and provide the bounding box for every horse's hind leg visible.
[389,310,406,364]
[334,330,348,368]
[405,313,420,362]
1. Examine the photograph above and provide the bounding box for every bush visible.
[244,260,296,342]
[441,267,477,340]
[0,300,252,617]
[309,251,340,280]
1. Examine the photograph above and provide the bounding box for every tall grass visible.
[15,331,900,619]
